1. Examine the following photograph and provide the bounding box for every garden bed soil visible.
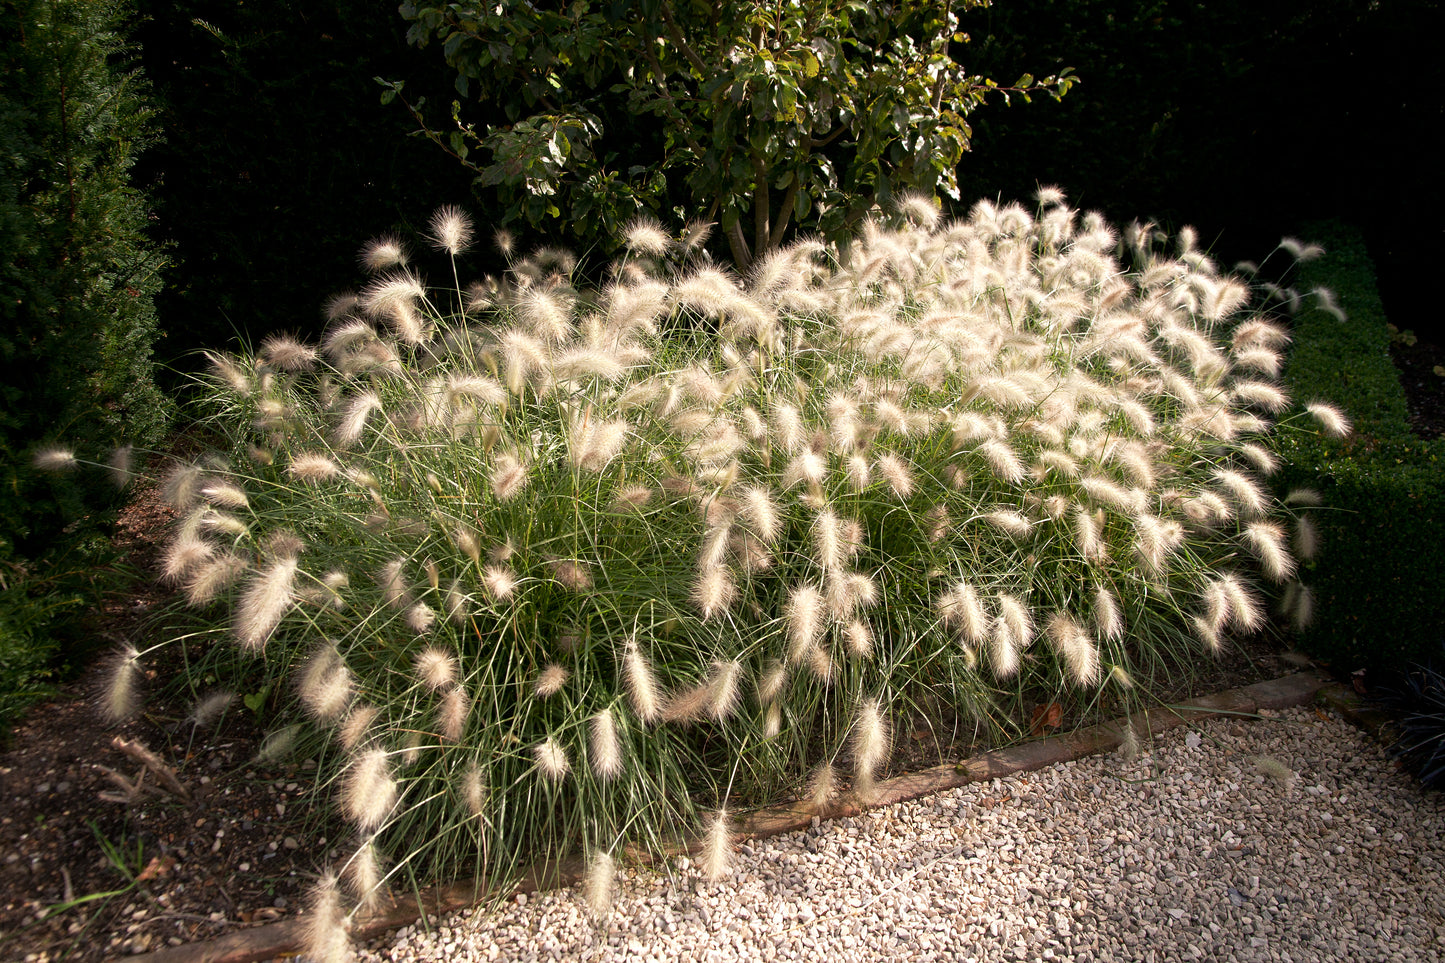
[1,334,1439,962]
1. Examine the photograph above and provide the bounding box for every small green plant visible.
[43,821,146,919]
[59,193,1346,955]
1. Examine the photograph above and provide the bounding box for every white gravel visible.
[355,707,1445,962]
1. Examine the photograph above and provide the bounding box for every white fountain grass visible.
[124,193,1347,939]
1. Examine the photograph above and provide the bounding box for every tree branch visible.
[753,154,771,259]
[768,179,800,249]
[807,125,849,150]
[725,218,752,270]
[659,2,709,76]
[640,43,708,158]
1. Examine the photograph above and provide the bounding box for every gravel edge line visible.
[130,669,1333,963]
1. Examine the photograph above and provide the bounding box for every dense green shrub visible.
[0,0,170,727]
[102,194,1343,950]
[393,0,1074,268]
[1279,221,1445,673]
[0,0,170,546]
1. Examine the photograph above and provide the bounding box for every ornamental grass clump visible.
[130,193,1346,933]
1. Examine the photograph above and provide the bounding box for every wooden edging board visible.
[132,669,1333,963]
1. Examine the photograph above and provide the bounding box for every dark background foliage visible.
[135,0,1442,360]
[130,0,477,372]
[954,0,1442,340]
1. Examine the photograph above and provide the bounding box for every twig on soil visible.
[96,736,191,804]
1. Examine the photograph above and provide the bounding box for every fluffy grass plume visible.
[138,198,1340,937]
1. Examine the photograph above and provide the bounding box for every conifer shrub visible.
[88,193,1348,943]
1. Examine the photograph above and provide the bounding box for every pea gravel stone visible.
[354,708,1445,962]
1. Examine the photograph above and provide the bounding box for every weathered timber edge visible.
[132,669,1333,963]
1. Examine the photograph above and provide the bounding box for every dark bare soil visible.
[1,336,1440,962]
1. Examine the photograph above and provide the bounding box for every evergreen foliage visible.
[0,0,170,731]
[0,0,170,557]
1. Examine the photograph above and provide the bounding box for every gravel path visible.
[355,707,1444,963]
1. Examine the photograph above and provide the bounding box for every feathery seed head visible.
[1220,573,1265,632]
[549,558,593,592]
[288,452,341,484]
[483,565,517,602]
[188,690,236,729]
[997,594,1035,649]
[534,664,570,698]
[583,850,617,917]
[691,566,737,621]
[785,584,824,664]
[782,451,826,490]
[1046,613,1100,686]
[260,335,318,371]
[938,581,989,645]
[844,619,875,659]
[1119,722,1142,761]
[426,204,474,255]
[534,737,570,781]
[235,556,298,651]
[163,534,216,586]
[256,725,300,763]
[987,510,1034,539]
[107,445,134,488]
[101,645,142,724]
[461,763,487,817]
[405,602,437,634]
[1293,515,1319,561]
[741,485,781,543]
[438,685,469,741]
[378,558,411,609]
[1251,755,1297,791]
[360,235,408,272]
[1094,585,1123,641]
[339,704,379,751]
[299,645,354,722]
[1288,582,1315,630]
[343,748,397,832]
[345,840,386,915]
[625,218,672,256]
[415,647,458,691]
[33,446,78,472]
[1213,469,1267,518]
[990,617,1021,678]
[623,642,662,724]
[301,874,352,963]
[811,509,846,573]
[875,453,915,499]
[757,660,789,704]
[808,762,838,810]
[1244,520,1296,582]
[707,660,742,722]
[491,454,529,502]
[702,810,733,882]
[590,708,623,780]
[851,698,890,793]
[1305,401,1351,438]
[764,701,783,737]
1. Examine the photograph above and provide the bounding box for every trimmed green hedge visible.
[1280,221,1445,673]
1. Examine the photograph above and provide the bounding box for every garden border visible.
[132,668,1332,963]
